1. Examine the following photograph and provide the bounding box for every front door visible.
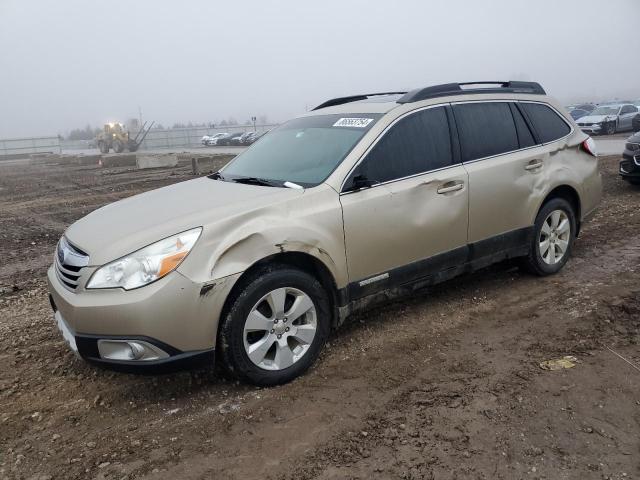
[339,105,469,298]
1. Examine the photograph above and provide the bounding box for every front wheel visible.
[520,198,576,276]
[605,122,617,135]
[218,267,331,386]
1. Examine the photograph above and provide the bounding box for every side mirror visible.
[346,174,374,192]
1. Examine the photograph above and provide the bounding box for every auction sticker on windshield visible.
[333,118,374,128]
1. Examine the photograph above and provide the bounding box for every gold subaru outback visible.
[48,81,602,385]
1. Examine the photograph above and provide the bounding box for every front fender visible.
[177,183,348,290]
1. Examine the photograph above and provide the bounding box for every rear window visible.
[453,102,519,161]
[521,103,571,143]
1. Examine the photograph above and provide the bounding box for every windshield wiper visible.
[209,171,226,181]
[231,176,277,187]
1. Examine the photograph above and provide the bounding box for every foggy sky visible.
[1,0,639,138]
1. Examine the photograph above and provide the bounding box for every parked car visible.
[205,133,229,146]
[201,135,211,145]
[217,132,243,146]
[633,114,640,133]
[230,132,249,146]
[239,132,261,145]
[243,132,264,145]
[48,80,601,386]
[576,103,639,135]
[619,131,640,185]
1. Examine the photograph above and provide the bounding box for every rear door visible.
[452,101,545,255]
[340,105,469,298]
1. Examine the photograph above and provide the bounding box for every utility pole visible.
[138,106,143,128]
[251,116,257,132]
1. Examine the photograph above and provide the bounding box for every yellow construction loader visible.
[96,121,154,154]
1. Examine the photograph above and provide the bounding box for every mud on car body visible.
[48,81,602,386]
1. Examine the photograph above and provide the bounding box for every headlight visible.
[86,227,202,290]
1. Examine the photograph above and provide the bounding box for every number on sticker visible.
[333,118,374,128]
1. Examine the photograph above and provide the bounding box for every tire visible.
[605,122,616,136]
[98,141,109,154]
[218,266,331,386]
[112,140,124,153]
[628,178,640,186]
[520,198,577,276]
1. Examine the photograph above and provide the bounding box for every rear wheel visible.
[521,198,576,276]
[218,267,331,386]
[112,140,124,153]
[98,141,109,154]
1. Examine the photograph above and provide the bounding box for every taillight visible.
[581,137,597,157]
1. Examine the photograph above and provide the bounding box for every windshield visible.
[591,106,620,116]
[220,114,381,187]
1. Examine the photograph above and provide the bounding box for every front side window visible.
[521,103,571,143]
[347,106,453,187]
[221,114,381,187]
[453,102,519,161]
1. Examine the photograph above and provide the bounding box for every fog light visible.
[97,339,169,361]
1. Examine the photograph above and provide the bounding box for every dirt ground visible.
[1,155,639,480]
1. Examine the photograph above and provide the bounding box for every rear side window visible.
[510,104,536,148]
[520,103,571,143]
[453,102,519,161]
[354,106,453,184]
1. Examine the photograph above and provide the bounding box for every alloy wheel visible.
[539,209,571,265]
[243,287,317,371]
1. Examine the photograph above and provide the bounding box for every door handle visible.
[525,160,544,171]
[436,182,464,194]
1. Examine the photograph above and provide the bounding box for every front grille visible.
[55,238,89,291]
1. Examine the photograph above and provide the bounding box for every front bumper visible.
[579,124,604,135]
[620,154,640,180]
[47,265,241,371]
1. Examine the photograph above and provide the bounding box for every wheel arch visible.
[538,184,582,235]
[217,251,342,341]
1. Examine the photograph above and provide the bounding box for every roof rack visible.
[312,82,546,111]
[312,92,407,111]
[397,81,546,104]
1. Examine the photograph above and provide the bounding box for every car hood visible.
[65,177,303,265]
[628,131,640,143]
[577,114,616,123]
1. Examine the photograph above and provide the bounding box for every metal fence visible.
[59,123,279,151]
[0,136,61,157]
[140,124,278,150]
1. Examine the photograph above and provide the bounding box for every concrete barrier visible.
[136,154,178,170]
[177,154,236,175]
[75,154,102,166]
[100,153,137,168]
